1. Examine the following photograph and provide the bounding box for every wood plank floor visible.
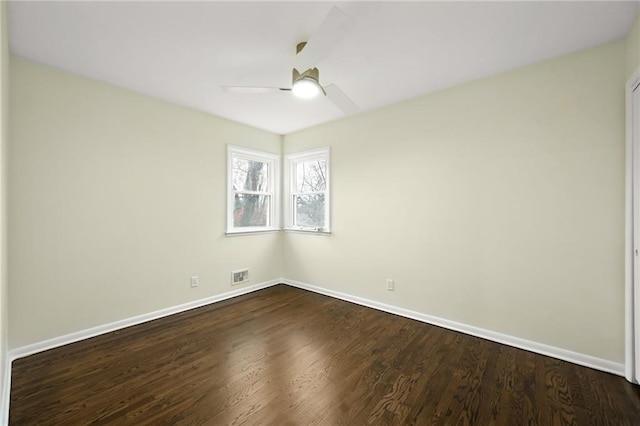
[9,284,640,425]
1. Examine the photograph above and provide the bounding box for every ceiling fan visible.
[221,7,359,115]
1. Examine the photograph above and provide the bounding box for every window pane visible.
[296,160,326,192]
[234,194,269,227]
[294,194,325,228]
[233,158,269,192]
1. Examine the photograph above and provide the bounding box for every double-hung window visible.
[227,145,279,234]
[285,148,330,232]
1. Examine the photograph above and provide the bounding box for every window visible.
[285,148,330,232]
[227,146,279,234]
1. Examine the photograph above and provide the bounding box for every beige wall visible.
[283,41,627,362]
[627,14,640,79]
[9,57,282,349]
[0,0,8,410]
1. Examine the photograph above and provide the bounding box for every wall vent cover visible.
[231,269,249,286]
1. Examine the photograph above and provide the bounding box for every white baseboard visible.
[9,279,282,362]
[282,278,625,377]
[6,276,625,384]
[1,355,10,426]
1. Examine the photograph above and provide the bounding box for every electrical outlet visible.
[231,268,250,286]
[190,276,199,288]
[386,279,394,291]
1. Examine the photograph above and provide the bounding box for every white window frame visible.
[284,147,331,233]
[227,145,280,234]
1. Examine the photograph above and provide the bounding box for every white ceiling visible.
[8,1,640,135]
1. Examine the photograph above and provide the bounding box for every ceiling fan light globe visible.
[292,78,321,99]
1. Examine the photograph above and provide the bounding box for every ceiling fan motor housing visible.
[292,67,326,95]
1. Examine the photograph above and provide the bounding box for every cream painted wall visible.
[0,0,8,411]
[627,14,640,79]
[9,57,282,349]
[283,41,627,362]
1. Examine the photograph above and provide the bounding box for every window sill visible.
[283,228,332,236]
[225,228,332,236]
[225,229,281,237]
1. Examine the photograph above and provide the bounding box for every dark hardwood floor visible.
[9,284,640,425]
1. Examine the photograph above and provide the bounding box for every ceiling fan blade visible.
[221,86,290,94]
[324,84,359,115]
[296,6,353,71]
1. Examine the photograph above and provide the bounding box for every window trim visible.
[284,147,331,233]
[226,145,280,235]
